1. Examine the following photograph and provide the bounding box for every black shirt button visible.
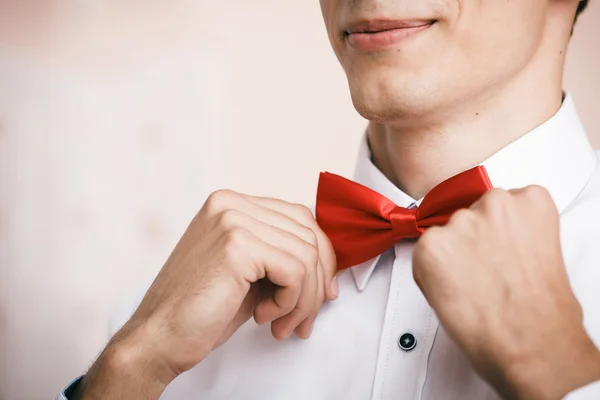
[398,333,417,352]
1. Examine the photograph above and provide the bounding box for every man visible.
[59,0,600,399]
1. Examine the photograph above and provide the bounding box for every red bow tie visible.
[316,166,493,270]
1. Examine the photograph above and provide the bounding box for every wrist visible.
[110,318,179,388]
[505,334,600,400]
[74,320,176,400]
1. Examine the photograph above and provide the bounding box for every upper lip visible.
[345,19,435,34]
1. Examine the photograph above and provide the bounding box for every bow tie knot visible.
[390,207,420,241]
[316,166,493,270]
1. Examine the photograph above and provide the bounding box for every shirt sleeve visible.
[565,380,600,399]
[55,376,83,400]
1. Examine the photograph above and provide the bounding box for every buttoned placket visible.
[371,203,439,400]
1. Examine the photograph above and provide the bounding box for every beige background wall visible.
[0,2,598,399]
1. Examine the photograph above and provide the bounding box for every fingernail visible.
[330,276,339,299]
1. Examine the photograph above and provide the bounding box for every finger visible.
[204,191,318,250]
[218,225,305,324]
[267,241,319,340]
[214,208,318,270]
[212,203,322,339]
[471,187,513,209]
[510,185,558,217]
[214,196,323,271]
[241,195,339,300]
[235,197,319,246]
[270,255,320,339]
[202,189,246,218]
[507,187,528,195]
[291,254,325,339]
[218,203,325,338]
[250,238,307,326]
[216,211,318,329]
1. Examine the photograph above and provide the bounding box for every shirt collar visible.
[351,94,598,291]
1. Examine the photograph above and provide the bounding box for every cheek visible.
[319,0,338,32]
[319,0,346,60]
[452,2,545,76]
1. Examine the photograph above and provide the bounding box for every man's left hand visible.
[413,186,600,400]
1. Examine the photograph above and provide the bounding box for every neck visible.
[368,20,569,199]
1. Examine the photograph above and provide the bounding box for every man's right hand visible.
[74,190,339,400]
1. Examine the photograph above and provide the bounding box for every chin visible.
[344,62,446,124]
[351,98,408,123]
[349,84,438,124]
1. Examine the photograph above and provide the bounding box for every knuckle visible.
[294,258,308,281]
[316,285,326,305]
[295,204,316,224]
[481,189,514,219]
[449,209,474,226]
[283,296,301,315]
[419,227,443,249]
[415,228,446,265]
[303,226,318,247]
[301,239,319,265]
[216,209,242,230]
[223,227,251,250]
[484,188,511,206]
[205,189,239,214]
[298,287,317,308]
[523,184,548,198]
[294,304,310,319]
[524,185,553,207]
[526,186,558,220]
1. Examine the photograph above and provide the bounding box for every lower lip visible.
[347,23,434,51]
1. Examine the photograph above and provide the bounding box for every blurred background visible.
[0,1,598,399]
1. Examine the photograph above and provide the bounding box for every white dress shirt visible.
[59,94,600,399]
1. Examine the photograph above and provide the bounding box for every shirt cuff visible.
[55,376,83,400]
[565,380,600,399]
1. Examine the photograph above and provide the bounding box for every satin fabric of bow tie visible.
[316,166,493,270]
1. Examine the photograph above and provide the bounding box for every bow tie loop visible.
[390,207,420,241]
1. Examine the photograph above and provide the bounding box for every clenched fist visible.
[413,186,600,400]
[74,190,338,400]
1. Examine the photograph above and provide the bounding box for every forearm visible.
[73,325,174,400]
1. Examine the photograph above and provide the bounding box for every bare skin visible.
[413,187,600,400]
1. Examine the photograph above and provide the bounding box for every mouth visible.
[345,19,436,51]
